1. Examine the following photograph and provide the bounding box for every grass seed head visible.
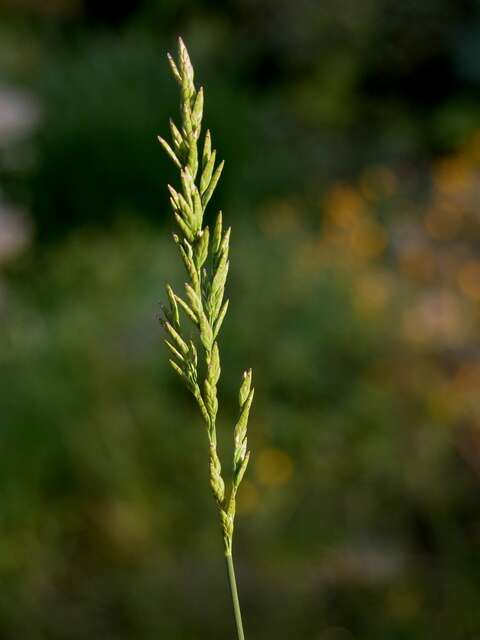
[159,38,255,556]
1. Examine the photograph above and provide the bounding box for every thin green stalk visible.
[226,552,245,640]
[158,38,255,638]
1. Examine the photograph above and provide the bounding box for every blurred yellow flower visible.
[324,184,365,228]
[255,447,294,487]
[236,480,259,515]
[398,245,436,283]
[424,203,463,240]
[457,260,480,300]
[462,129,480,164]
[349,219,387,260]
[451,362,480,392]
[354,271,393,316]
[359,166,397,200]
[432,156,475,195]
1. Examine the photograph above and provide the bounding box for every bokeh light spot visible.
[458,260,480,300]
[236,480,259,515]
[256,448,294,487]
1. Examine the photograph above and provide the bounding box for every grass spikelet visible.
[158,38,255,640]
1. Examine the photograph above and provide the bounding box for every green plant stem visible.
[225,552,245,640]
[160,39,254,638]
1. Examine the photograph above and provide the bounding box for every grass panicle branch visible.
[158,37,254,640]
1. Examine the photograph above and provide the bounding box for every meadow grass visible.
[158,38,255,640]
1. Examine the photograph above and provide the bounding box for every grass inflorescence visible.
[158,37,254,639]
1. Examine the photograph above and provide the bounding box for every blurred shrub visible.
[28,34,177,239]
[3,0,480,244]
[23,32,254,240]
[2,173,480,636]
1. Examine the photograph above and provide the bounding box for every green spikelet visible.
[158,37,255,640]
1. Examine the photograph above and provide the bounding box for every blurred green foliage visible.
[26,33,256,240]
[1,1,480,639]
[4,0,479,241]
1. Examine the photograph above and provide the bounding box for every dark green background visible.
[1,1,480,638]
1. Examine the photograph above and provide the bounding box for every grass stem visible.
[226,552,245,640]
